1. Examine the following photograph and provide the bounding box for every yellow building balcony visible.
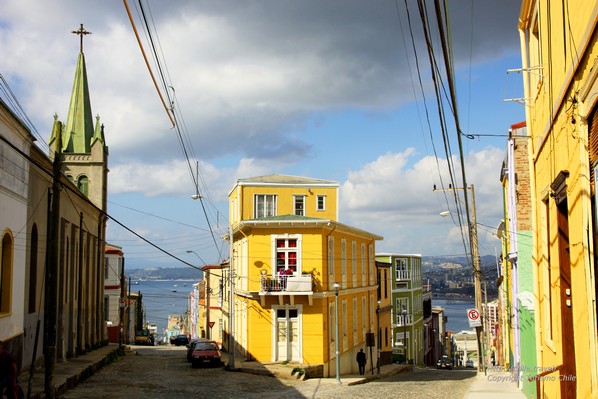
[259,273,313,306]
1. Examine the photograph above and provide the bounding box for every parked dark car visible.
[190,340,222,368]
[436,355,452,370]
[174,334,189,346]
[187,338,209,361]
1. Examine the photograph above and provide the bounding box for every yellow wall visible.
[235,225,380,369]
[520,1,598,396]
[229,184,338,224]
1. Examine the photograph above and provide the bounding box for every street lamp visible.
[402,309,407,364]
[334,282,341,384]
[187,250,209,339]
[376,300,381,374]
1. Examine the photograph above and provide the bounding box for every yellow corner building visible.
[226,174,383,377]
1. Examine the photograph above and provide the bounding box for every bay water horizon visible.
[132,280,480,338]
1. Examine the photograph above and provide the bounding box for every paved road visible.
[61,345,478,399]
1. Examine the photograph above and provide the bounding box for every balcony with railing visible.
[395,270,411,281]
[259,273,313,305]
[396,313,413,327]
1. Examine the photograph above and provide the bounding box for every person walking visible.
[356,348,367,375]
[0,340,19,399]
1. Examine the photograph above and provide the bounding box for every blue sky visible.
[0,0,524,268]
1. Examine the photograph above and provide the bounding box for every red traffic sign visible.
[208,322,215,329]
[467,308,481,327]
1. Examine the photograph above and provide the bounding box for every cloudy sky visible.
[1,0,524,269]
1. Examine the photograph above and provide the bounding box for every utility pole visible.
[469,185,486,373]
[435,184,485,372]
[44,121,62,399]
[119,257,126,349]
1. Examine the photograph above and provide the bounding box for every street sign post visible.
[467,308,482,328]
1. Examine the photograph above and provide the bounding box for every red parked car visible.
[190,340,222,368]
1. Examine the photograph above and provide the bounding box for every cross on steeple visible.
[72,24,91,53]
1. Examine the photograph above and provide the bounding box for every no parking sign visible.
[467,308,482,327]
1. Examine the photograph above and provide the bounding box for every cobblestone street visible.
[60,345,478,399]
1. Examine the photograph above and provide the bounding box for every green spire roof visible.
[63,52,94,153]
[92,114,105,146]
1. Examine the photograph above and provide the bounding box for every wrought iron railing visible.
[260,274,312,292]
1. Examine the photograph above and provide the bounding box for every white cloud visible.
[339,146,505,256]
[1,0,521,263]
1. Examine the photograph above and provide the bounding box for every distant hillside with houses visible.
[128,267,202,281]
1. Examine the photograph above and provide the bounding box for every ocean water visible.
[130,281,476,336]
[130,280,198,336]
[432,299,476,333]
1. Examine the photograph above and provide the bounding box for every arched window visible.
[29,224,38,313]
[1,232,13,314]
[78,175,89,195]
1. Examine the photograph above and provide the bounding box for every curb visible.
[22,345,124,399]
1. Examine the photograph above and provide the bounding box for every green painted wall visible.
[516,229,536,398]
[517,232,533,293]
[518,297,537,399]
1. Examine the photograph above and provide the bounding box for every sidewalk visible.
[463,369,528,399]
[17,343,123,399]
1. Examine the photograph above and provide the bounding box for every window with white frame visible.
[294,195,305,216]
[254,194,277,218]
[353,298,358,345]
[274,236,300,275]
[396,297,408,312]
[328,236,335,276]
[341,239,346,276]
[329,301,335,343]
[1,233,14,314]
[361,296,366,332]
[396,297,409,325]
[361,243,366,275]
[352,298,357,333]
[395,258,408,280]
[317,195,326,211]
[368,244,374,283]
[351,241,356,275]
[342,299,347,337]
